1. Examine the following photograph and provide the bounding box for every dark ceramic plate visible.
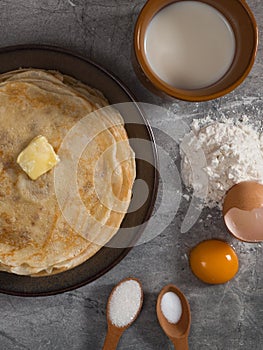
[0,45,158,296]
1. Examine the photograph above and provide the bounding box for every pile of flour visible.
[180,118,263,208]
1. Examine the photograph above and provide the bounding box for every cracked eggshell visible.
[223,181,263,242]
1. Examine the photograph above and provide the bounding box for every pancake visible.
[0,69,135,276]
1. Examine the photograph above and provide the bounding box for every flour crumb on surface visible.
[180,118,263,208]
[182,194,190,201]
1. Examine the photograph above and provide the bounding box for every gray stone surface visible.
[0,0,262,349]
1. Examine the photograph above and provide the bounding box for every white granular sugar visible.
[180,119,263,208]
[109,280,142,328]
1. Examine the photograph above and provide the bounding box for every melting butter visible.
[17,135,60,180]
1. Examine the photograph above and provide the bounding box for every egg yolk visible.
[189,240,239,284]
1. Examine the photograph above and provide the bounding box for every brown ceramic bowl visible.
[134,0,258,101]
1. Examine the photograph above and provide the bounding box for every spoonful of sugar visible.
[102,277,143,350]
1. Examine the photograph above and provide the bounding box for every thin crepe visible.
[0,69,135,276]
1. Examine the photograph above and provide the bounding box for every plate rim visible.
[0,44,159,297]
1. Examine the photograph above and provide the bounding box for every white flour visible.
[180,118,263,208]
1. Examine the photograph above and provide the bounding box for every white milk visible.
[144,1,236,89]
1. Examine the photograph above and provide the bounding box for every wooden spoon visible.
[156,284,191,350]
[102,277,143,350]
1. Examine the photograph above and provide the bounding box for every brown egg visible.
[223,181,263,242]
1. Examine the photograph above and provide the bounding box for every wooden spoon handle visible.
[102,328,122,350]
[172,337,189,350]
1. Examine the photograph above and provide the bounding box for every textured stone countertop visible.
[0,1,262,349]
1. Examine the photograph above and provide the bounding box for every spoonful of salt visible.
[156,284,191,350]
[102,277,143,350]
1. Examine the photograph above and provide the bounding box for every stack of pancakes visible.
[0,69,135,276]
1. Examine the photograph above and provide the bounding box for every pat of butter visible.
[17,135,60,180]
